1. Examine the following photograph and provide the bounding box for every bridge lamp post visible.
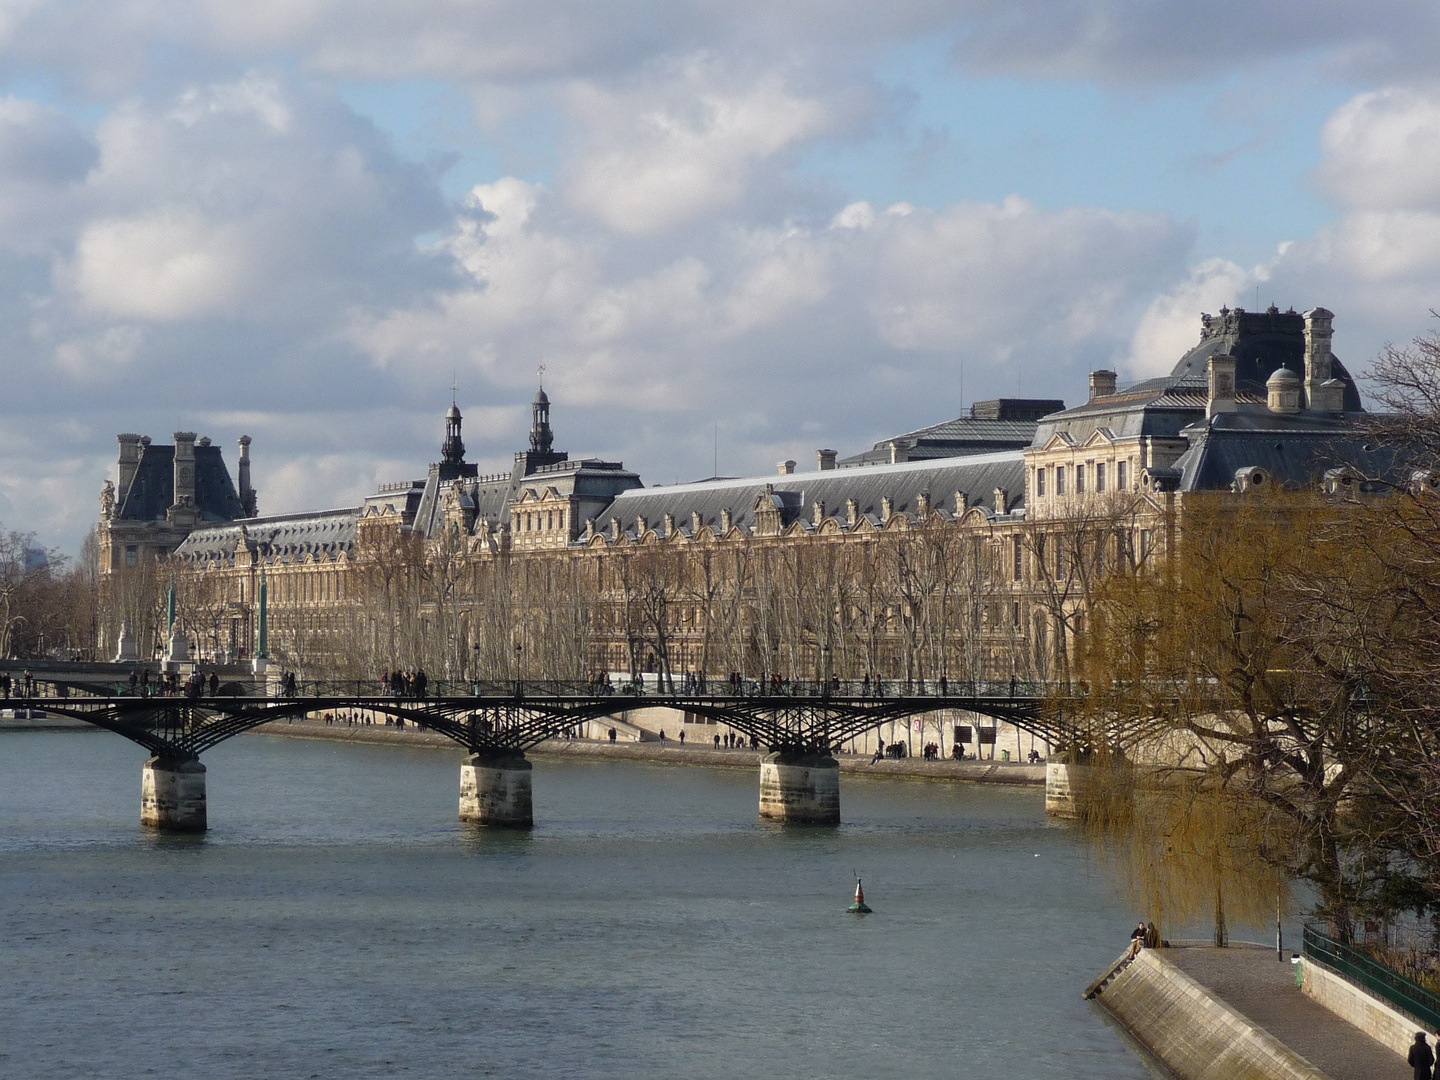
[514,642,523,698]
[821,645,831,699]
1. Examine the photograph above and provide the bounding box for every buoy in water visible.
[848,878,872,914]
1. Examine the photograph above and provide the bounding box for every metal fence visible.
[1303,924,1440,1030]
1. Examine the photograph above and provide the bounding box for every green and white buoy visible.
[849,877,872,914]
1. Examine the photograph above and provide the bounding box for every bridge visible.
[1,669,1053,832]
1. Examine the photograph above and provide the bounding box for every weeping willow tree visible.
[1071,757,1294,944]
[1063,491,1382,940]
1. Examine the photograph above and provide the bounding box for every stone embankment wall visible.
[247,718,1045,785]
[1301,958,1435,1060]
[1089,949,1330,1080]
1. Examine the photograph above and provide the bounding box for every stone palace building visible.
[96,305,1400,754]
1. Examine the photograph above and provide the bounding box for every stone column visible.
[759,750,840,824]
[459,753,533,827]
[141,756,207,832]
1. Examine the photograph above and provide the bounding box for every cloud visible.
[560,60,833,233]
[1126,257,1256,377]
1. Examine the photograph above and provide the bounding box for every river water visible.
[0,731,1158,1079]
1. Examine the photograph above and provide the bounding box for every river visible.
[0,730,1159,1079]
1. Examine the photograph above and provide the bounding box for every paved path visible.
[1167,944,1406,1080]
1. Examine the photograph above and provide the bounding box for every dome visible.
[447,403,462,421]
[1267,366,1300,387]
[534,387,549,405]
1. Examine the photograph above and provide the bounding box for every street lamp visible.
[514,641,523,698]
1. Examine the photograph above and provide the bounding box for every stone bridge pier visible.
[459,752,534,828]
[141,756,208,832]
[758,750,840,824]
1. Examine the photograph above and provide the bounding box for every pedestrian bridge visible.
[4,670,1054,832]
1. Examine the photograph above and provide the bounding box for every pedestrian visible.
[1410,1032,1435,1080]
[1130,922,1148,958]
[678,729,685,745]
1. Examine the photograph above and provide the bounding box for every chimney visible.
[917,491,930,516]
[691,511,702,534]
[955,490,968,514]
[881,496,893,523]
[720,508,733,533]
[817,449,837,471]
[663,513,674,537]
[813,500,825,527]
[888,440,910,464]
[116,434,142,497]
[994,487,1009,515]
[610,517,621,542]
[1088,370,1118,402]
[846,498,858,527]
[237,435,255,517]
[173,431,197,506]
[1207,355,1238,418]
[1304,307,1345,412]
[777,459,796,475]
[636,515,647,536]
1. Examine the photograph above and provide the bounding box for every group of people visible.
[0,671,33,697]
[381,669,428,699]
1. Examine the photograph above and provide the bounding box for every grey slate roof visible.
[593,452,1025,538]
[174,508,359,564]
[1170,306,1363,411]
[1173,412,1409,492]
[117,443,246,523]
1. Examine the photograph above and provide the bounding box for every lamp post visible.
[821,644,831,699]
[514,641,523,698]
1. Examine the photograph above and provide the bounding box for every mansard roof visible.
[839,398,1065,467]
[1171,411,1407,493]
[116,442,246,523]
[174,507,358,564]
[1171,305,1362,411]
[592,452,1025,538]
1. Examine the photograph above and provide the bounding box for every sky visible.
[6,1,1440,555]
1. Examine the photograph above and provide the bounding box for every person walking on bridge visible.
[1409,1032,1434,1080]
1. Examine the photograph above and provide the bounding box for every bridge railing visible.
[3,674,1051,702]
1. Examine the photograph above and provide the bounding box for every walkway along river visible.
[0,728,1160,1080]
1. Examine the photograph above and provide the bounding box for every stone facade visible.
[99,306,1408,734]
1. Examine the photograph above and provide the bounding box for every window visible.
[1036,468,1046,496]
[125,545,138,567]
[1013,535,1023,581]
[1117,461,1128,491]
[1095,462,1106,492]
[1139,530,1152,560]
[1056,467,1066,495]
[1076,464,1086,493]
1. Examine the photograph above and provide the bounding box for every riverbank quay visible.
[247,718,1045,785]
[1087,943,1402,1080]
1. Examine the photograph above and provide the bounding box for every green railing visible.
[1303,924,1440,1029]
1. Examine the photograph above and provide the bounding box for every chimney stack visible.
[817,448,837,471]
[237,435,256,517]
[172,432,197,507]
[116,434,142,497]
[881,496,893,523]
[888,441,910,464]
[1207,355,1238,418]
[1303,307,1344,412]
[1088,370,1118,402]
[994,487,1009,515]
[777,459,796,475]
[720,508,733,533]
